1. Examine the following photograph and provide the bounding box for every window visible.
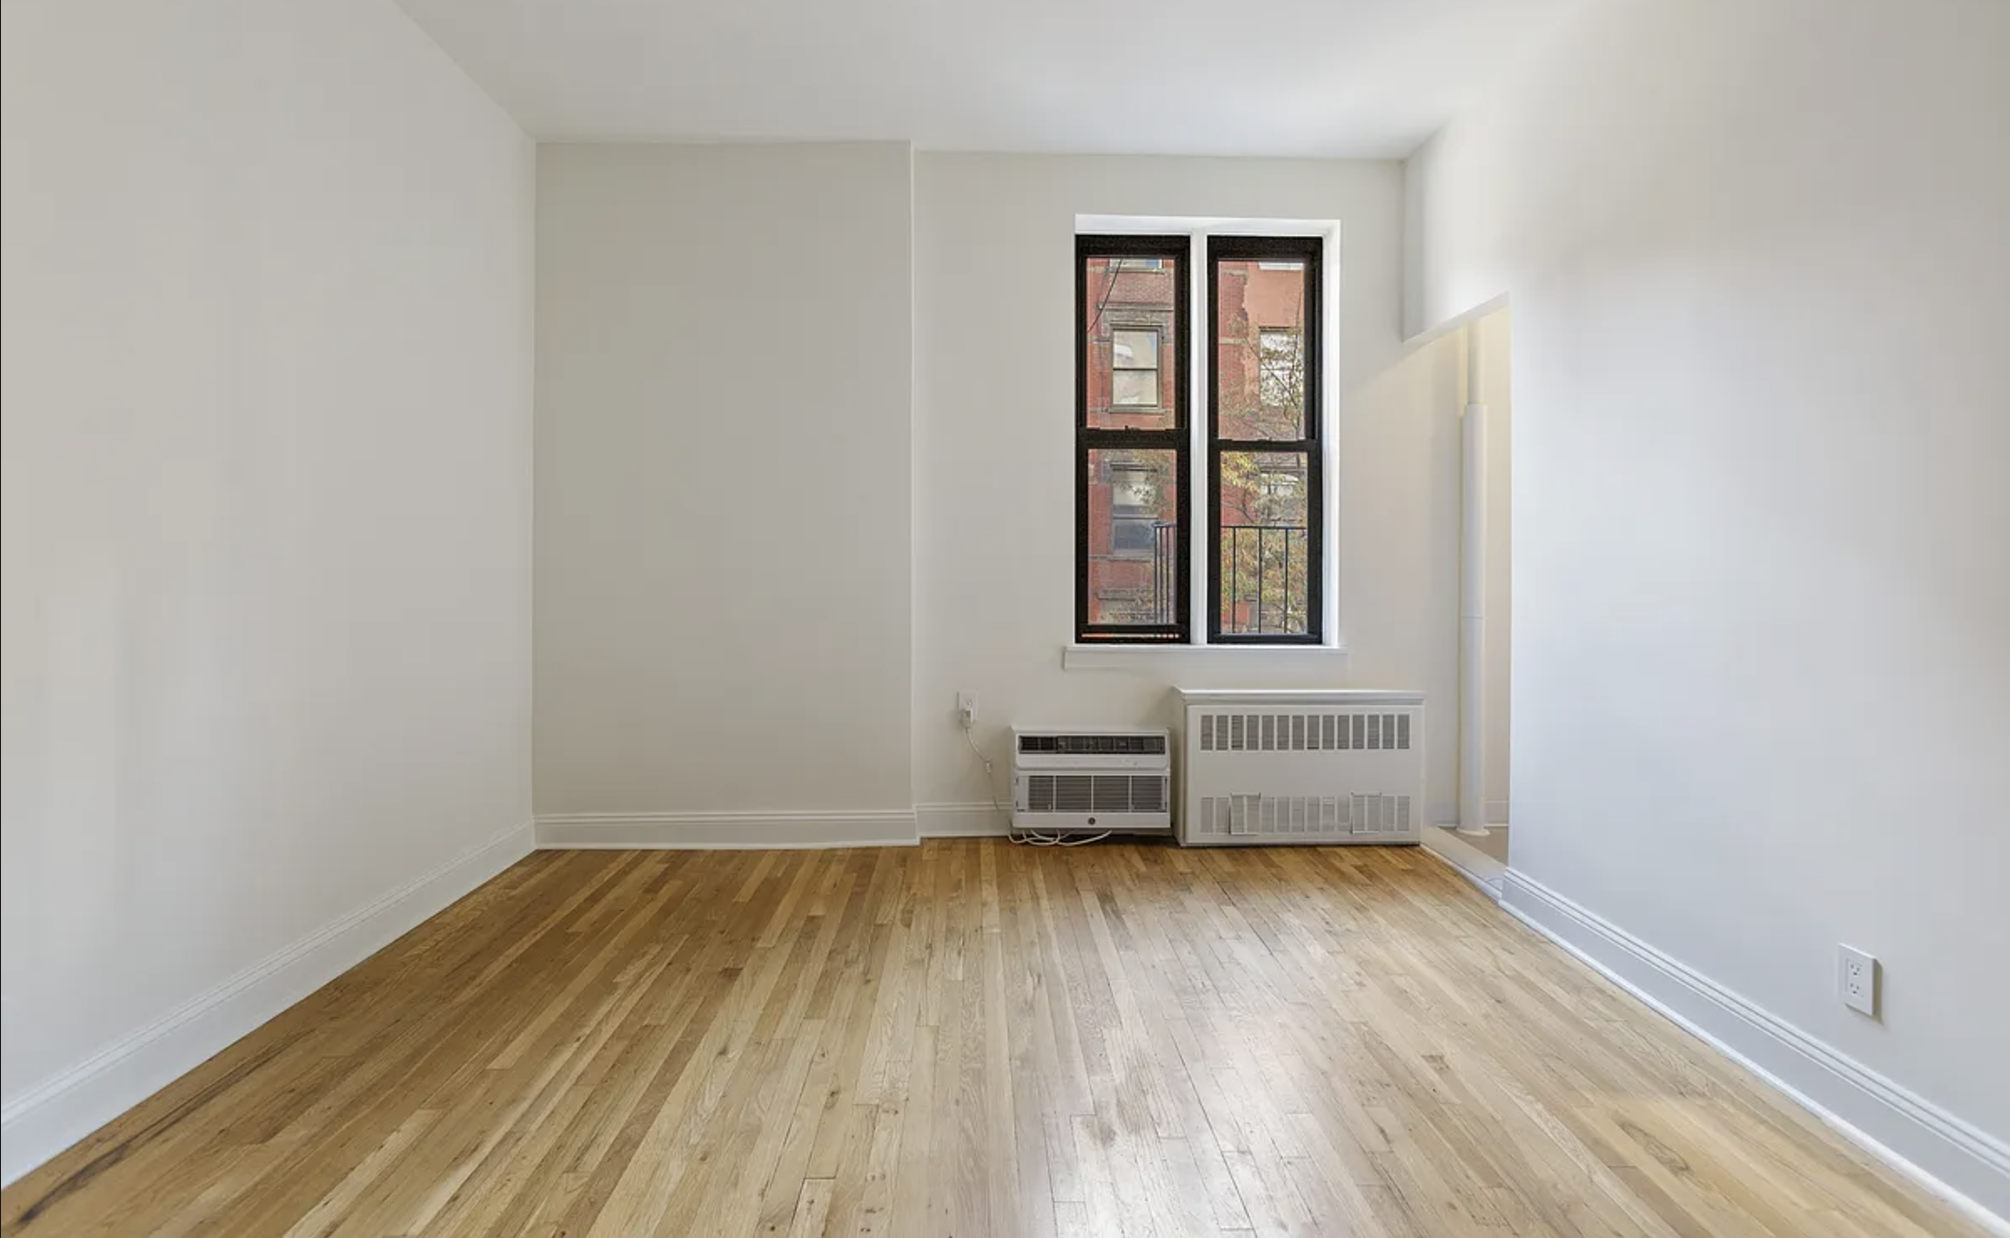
[1110,328,1161,407]
[1076,231,1324,646]
[1077,236,1189,642]
[1210,236,1322,643]
[1107,461,1163,557]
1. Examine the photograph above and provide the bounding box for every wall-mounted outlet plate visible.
[957,691,979,727]
[1838,944,1878,1018]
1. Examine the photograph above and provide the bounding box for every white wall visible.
[0,0,534,1184]
[913,154,1493,823]
[534,148,1503,839]
[534,143,915,822]
[1407,0,2008,1218]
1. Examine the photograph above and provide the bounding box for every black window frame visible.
[1076,234,1191,644]
[1207,235,1324,645]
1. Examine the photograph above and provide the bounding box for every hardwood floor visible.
[0,841,1980,1237]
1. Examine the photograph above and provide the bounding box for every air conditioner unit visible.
[1011,727,1173,835]
[1175,689,1425,846]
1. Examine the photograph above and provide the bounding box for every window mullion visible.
[1190,227,1209,646]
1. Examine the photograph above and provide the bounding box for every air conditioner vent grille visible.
[1019,734,1167,756]
[1024,773,1167,815]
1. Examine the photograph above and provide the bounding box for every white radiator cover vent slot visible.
[1176,690,1424,847]
[1198,710,1411,753]
[1012,726,1173,834]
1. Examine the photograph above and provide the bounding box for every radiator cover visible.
[1175,689,1425,846]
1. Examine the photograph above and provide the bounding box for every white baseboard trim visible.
[0,819,535,1188]
[915,802,1010,838]
[536,810,920,850]
[1418,832,1503,901]
[1502,868,2010,1235]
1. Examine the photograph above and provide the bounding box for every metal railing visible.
[1151,521,1177,624]
[1138,523,1308,633]
[1219,525,1308,635]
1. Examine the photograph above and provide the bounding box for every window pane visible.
[1218,451,1310,636]
[1085,256,1178,430]
[1088,449,1179,626]
[1216,259,1308,440]
[1111,370,1158,406]
[1112,329,1158,370]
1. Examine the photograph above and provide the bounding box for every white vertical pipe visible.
[1458,321,1491,837]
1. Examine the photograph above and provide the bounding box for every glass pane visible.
[1088,448,1179,627]
[1215,258,1308,440]
[1085,255,1179,430]
[1111,370,1158,406]
[1112,329,1158,370]
[1218,451,1310,636]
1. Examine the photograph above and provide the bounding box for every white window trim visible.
[1061,642,1350,671]
[1071,214,1344,663]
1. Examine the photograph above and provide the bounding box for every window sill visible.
[1062,642,1349,672]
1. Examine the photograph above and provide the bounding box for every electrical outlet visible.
[956,692,979,728]
[1838,944,1878,1017]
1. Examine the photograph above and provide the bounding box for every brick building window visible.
[1110,328,1161,407]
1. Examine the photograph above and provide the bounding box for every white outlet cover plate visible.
[1838,943,1878,1017]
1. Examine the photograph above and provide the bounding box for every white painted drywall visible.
[1407,0,2008,1211]
[912,154,1500,819]
[0,0,534,1181]
[534,143,915,818]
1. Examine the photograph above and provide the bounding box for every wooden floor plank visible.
[0,842,1983,1237]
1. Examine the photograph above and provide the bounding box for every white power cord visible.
[962,725,1110,847]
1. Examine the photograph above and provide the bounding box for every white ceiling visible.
[395,0,1584,157]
